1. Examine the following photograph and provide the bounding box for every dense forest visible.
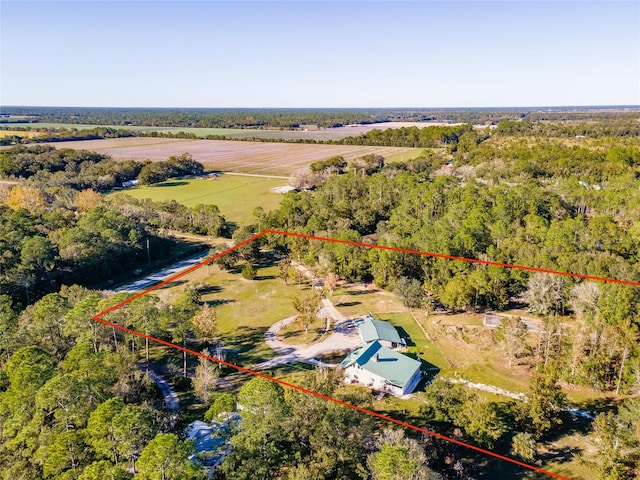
[0,283,216,480]
[0,146,225,303]
[261,134,640,394]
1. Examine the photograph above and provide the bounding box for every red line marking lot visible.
[94,229,640,480]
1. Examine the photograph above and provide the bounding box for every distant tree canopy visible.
[336,124,474,148]
[0,145,205,190]
[4,106,637,129]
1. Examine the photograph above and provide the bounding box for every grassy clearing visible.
[383,148,439,163]
[198,263,313,364]
[140,259,310,365]
[111,175,286,226]
[330,285,405,317]
[279,316,328,345]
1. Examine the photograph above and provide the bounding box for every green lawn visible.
[330,286,405,317]
[383,148,437,163]
[199,263,314,364]
[374,312,442,368]
[112,175,286,226]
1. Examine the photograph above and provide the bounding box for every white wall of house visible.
[343,365,420,396]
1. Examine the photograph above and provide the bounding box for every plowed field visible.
[44,137,421,175]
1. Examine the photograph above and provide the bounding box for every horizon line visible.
[2,104,640,111]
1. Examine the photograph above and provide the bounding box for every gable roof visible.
[355,315,402,344]
[340,341,421,388]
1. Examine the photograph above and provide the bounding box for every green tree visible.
[511,432,537,462]
[292,290,321,334]
[20,235,55,277]
[78,461,131,480]
[439,276,474,312]
[367,428,435,480]
[591,412,629,480]
[134,433,203,480]
[35,430,89,479]
[457,399,508,449]
[0,346,56,439]
[137,163,168,185]
[0,294,17,361]
[87,398,155,471]
[21,292,70,357]
[521,367,566,439]
[204,393,237,422]
[394,277,425,309]
[241,262,256,280]
[62,292,109,353]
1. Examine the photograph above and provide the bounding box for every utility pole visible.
[146,238,151,264]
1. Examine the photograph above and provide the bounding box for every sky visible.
[1,1,639,108]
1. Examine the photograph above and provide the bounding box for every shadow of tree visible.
[206,298,235,307]
[156,181,189,187]
[395,326,415,347]
[336,301,361,308]
[198,284,222,295]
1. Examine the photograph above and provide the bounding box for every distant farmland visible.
[8,120,455,141]
[44,137,423,175]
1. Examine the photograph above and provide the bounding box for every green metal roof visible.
[340,341,421,388]
[355,315,403,344]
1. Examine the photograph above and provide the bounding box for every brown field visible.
[43,137,422,175]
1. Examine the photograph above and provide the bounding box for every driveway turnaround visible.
[255,298,362,369]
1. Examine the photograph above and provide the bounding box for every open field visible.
[8,120,461,141]
[155,261,314,365]
[112,175,286,225]
[42,137,422,175]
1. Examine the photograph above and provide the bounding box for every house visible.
[121,179,139,188]
[340,341,422,396]
[186,413,240,467]
[355,314,405,349]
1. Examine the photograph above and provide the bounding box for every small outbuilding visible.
[355,315,405,349]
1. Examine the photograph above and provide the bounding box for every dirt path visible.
[147,369,180,410]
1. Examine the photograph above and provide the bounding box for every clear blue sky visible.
[1,1,638,108]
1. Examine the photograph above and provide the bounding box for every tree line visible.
[0,145,205,188]
[0,146,226,304]
[3,106,637,129]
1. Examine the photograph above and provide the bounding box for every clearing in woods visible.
[42,137,422,175]
[96,229,625,480]
[114,175,286,226]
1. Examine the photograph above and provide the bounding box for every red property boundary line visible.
[94,229,640,480]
